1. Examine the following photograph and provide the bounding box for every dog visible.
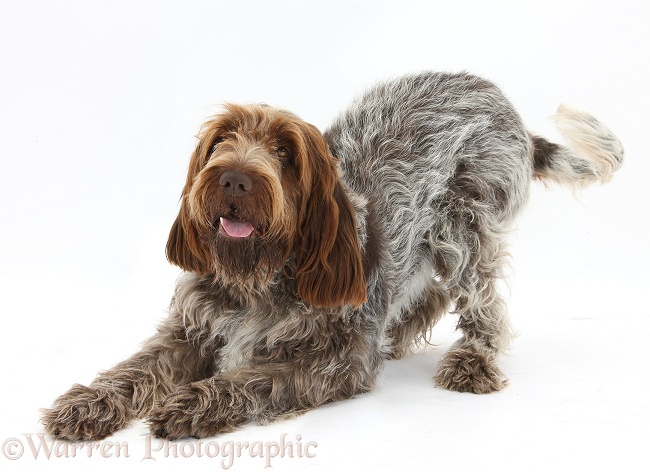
[42,71,623,440]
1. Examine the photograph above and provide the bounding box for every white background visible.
[1,1,648,471]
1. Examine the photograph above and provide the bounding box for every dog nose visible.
[219,170,253,197]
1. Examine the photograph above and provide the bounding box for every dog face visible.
[166,104,367,308]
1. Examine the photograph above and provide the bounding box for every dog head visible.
[166,104,366,308]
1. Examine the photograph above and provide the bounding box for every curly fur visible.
[42,71,623,440]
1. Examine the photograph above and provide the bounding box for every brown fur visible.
[167,104,366,305]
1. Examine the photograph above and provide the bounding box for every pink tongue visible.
[220,217,254,238]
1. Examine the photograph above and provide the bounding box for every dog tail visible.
[531,105,624,188]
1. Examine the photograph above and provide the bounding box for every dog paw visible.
[41,384,132,440]
[435,346,507,394]
[147,382,246,439]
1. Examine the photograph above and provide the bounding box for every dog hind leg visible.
[433,218,514,393]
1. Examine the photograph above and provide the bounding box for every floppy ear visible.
[166,201,211,275]
[165,122,220,275]
[294,123,367,308]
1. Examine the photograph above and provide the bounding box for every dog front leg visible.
[41,317,217,440]
[148,360,377,439]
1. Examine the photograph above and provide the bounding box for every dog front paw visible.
[148,382,249,439]
[41,384,132,440]
[435,346,507,394]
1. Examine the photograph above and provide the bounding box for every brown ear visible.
[294,124,367,308]
[165,120,220,275]
[166,202,211,275]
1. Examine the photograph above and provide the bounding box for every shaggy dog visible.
[42,71,623,440]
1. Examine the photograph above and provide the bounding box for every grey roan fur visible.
[42,71,623,440]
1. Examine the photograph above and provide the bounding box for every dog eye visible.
[276,146,291,161]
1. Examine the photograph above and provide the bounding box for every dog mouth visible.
[218,217,256,239]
